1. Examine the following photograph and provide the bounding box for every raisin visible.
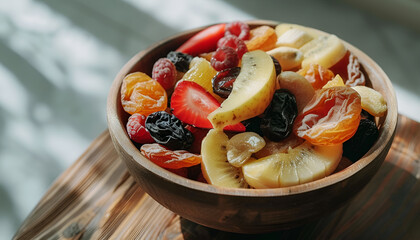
[166,51,193,72]
[343,118,379,162]
[145,111,193,150]
[212,67,240,98]
[210,46,239,71]
[293,86,362,146]
[140,143,201,169]
[261,89,298,141]
[271,56,282,76]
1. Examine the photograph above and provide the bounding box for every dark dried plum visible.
[166,51,193,72]
[212,67,240,98]
[145,111,193,150]
[343,118,379,162]
[261,89,297,141]
[241,116,263,136]
[270,56,282,76]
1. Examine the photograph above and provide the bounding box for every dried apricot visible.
[246,26,277,51]
[121,72,168,115]
[293,86,362,146]
[140,143,201,169]
[297,63,334,90]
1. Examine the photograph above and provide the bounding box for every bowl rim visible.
[107,20,398,197]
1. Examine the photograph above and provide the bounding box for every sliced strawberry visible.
[171,81,245,131]
[176,24,226,56]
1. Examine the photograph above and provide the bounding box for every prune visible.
[145,111,193,150]
[241,116,263,136]
[270,56,282,76]
[343,118,379,162]
[166,51,193,72]
[261,89,298,141]
[212,67,240,98]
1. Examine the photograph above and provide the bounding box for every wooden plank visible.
[13,115,420,239]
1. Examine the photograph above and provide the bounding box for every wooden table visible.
[14,115,420,239]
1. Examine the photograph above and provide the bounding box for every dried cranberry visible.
[212,67,240,98]
[166,51,193,72]
[210,46,239,71]
[217,35,248,59]
[126,113,154,144]
[225,21,250,40]
[145,111,193,150]
[261,89,298,141]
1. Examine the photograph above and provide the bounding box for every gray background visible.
[1,0,419,239]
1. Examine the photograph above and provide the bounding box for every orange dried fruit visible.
[297,63,335,90]
[121,72,168,115]
[140,143,201,169]
[293,86,362,146]
[246,26,277,51]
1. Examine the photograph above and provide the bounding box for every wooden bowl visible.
[107,20,398,233]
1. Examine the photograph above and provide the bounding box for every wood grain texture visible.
[13,115,419,239]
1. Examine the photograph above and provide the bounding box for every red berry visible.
[225,21,250,40]
[127,113,154,144]
[170,81,245,131]
[217,35,248,59]
[210,46,239,71]
[152,58,177,90]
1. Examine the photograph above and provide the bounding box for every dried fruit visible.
[152,58,177,90]
[212,67,240,98]
[254,134,304,159]
[121,72,167,115]
[343,118,379,162]
[261,89,298,141]
[210,46,239,71]
[171,81,245,131]
[270,56,282,76]
[322,74,345,89]
[277,71,315,113]
[246,26,277,51]
[293,86,362,146]
[145,111,193,150]
[298,63,335,90]
[217,35,248,59]
[352,86,387,117]
[176,23,226,56]
[140,143,201,169]
[330,51,366,86]
[225,21,250,40]
[227,132,266,167]
[267,46,303,71]
[126,113,154,144]
[166,51,193,72]
[181,57,222,102]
